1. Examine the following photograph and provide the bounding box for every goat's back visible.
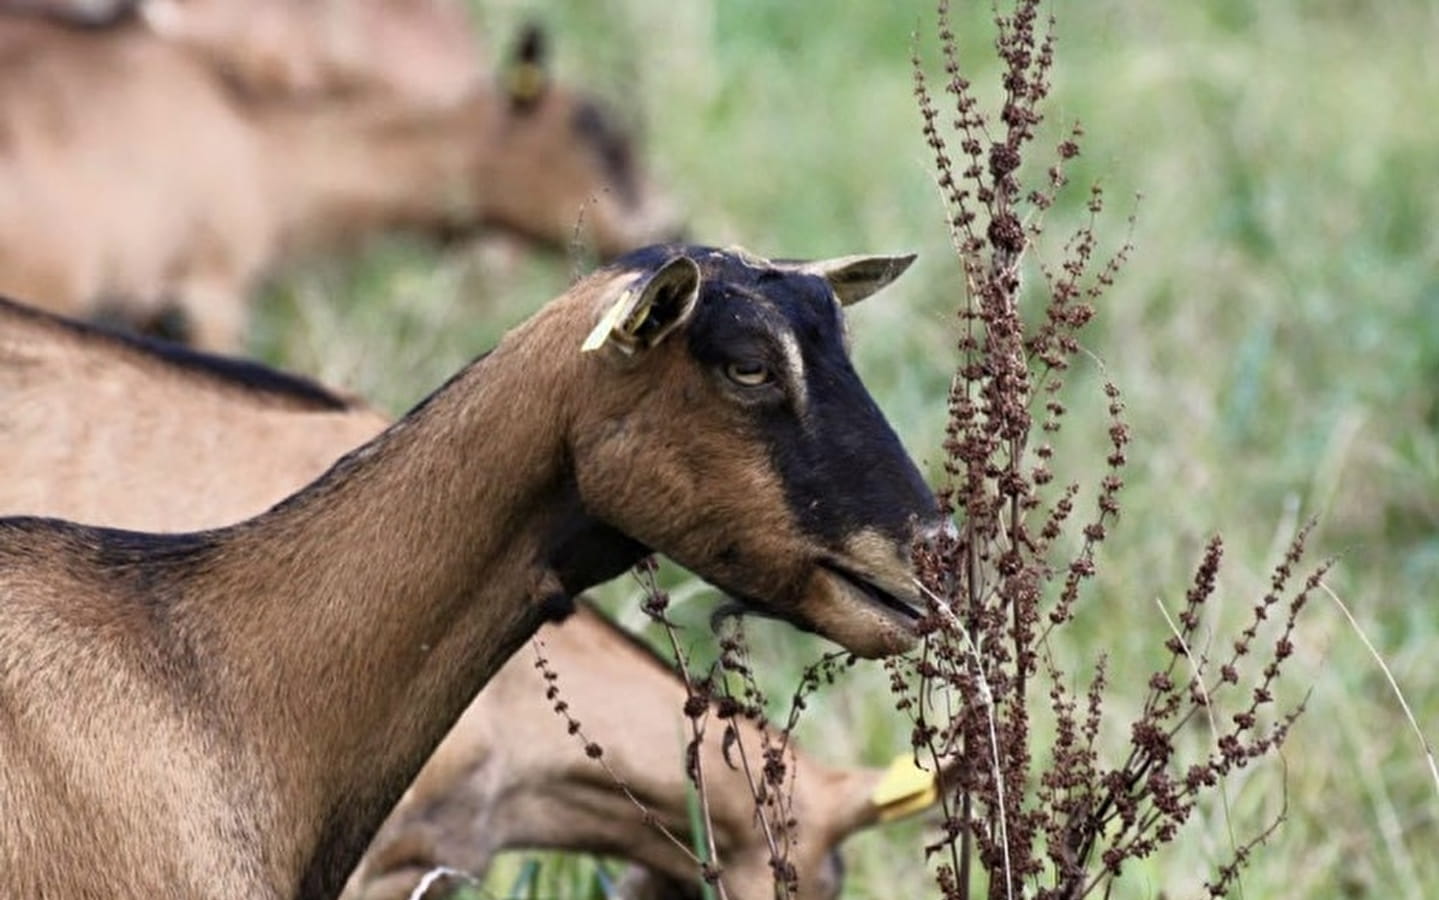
[140,0,483,106]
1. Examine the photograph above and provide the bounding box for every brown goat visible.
[0,16,675,351]
[0,291,936,900]
[0,245,937,898]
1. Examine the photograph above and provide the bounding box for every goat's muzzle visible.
[795,560,922,658]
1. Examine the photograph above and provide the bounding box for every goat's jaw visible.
[801,563,922,658]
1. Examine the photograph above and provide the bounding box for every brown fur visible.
[137,0,482,107]
[0,298,382,527]
[0,16,676,351]
[0,294,912,899]
[2,0,479,103]
[0,247,928,898]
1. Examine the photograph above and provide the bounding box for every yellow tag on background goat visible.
[871,753,938,823]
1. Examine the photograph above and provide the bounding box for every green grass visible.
[251,1,1439,896]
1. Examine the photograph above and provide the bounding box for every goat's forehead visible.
[709,278,839,338]
[683,278,844,369]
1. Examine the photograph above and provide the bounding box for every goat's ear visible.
[793,253,917,306]
[582,256,701,355]
[503,22,550,111]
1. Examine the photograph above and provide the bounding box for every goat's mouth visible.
[707,563,921,629]
[817,560,923,625]
[705,561,922,656]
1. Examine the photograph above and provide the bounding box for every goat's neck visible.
[255,95,494,255]
[191,307,638,892]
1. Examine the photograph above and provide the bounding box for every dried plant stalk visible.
[901,2,1319,898]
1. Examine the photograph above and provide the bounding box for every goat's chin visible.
[798,567,922,659]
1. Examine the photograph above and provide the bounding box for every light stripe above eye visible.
[774,328,808,413]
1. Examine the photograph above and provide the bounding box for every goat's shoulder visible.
[0,516,218,626]
[0,517,224,705]
[3,513,219,574]
[0,515,92,579]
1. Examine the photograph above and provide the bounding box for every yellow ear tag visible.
[871,754,939,823]
[506,61,547,104]
[580,286,649,354]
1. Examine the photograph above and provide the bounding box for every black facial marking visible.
[606,246,936,550]
[571,100,639,208]
[686,280,792,368]
[757,297,935,547]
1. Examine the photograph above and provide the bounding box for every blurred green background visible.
[251,1,1439,896]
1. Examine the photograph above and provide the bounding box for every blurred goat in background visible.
[0,3,679,350]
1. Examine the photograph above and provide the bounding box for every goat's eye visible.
[725,360,771,387]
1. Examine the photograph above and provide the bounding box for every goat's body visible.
[0,245,932,897]
[0,296,908,899]
[1,0,482,105]
[0,508,536,898]
[0,17,434,344]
